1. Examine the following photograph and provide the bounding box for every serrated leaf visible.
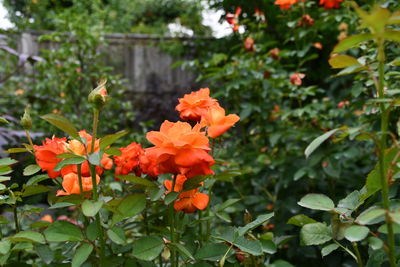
[356,207,385,225]
[71,243,93,267]
[40,114,80,140]
[23,165,41,176]
[99,130,128,149]
[298,194,335,211]
[82,200,103,217]
[132,236,164,261]
[169,242,194,260]
[305,129,340,158]
[300,223,332,246]
[194,243,229,261]
[344,225,369,242]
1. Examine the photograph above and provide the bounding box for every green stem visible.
[90,109,105,264]
[13,205,20,233]
[377,42,396,267]
[352,242,363,267]
[24,129,34,151]
[199,211,203,245]
[77,164,84,195]
[169,175,177,267]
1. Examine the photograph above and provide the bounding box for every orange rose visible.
[56,172,100,196]
[319,0,343,9]
[176,88,219,122]
[200,105,240,138]
[34,137,67,178]
[174,189,209,213]
[39,215,53,223]
[139,152,160,177]
[62,130,113,177]
[274,0,298,9]
[114,142,144,177]
[145,120,215,177]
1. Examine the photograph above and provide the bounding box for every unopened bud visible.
[20,108,32,130]
[88,79,109,110]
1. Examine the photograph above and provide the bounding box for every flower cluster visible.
[274,0,343,10]
[226,7,242,32]
[34,88,239,214]
[34,131,113,196]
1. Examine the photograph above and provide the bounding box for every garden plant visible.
[1,0,400,266]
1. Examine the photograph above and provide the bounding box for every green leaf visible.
[49,202,76,209]
[0,240,11,255]
[234,236,263,256]
[305,129,340,158]
[344,225,369,242]
[300,223,332,246]
[54,157,86,172]
[356,208,385,225]
[22,185,50,197]
[23,165,41,176]
[104,147,121,156]
[216,198,241,212]
[321,243,339,257]
[332,33,373,53]
[82,200,103,217]
[183,175,209,190]
[0,176,10,183]
[329,55,361,69]
[287,214,317,227]
[44,221,83,242]
[369,237,383,250]
[117,175,157,187]
[261,239,277,254]
[214,170,243,182]
[87,152,101,166]
[40,114,80,140]
[112,194,146,224]
[71,243,93,267]
[164,192,179,205]
[238,213,274,235]
[99,130,128,150]
[169,242,195,260]
[56,153,84,159]
[383,30,400,42]
[194,243,230,261]
[26,174,49,186]
[10,231,45,244]
[298,194,335,211]
[1,148,28,154]
[337,190,363,216]
[0,158,17,166]
[132,236,164,261]
[35,244,54,264]
[107,226,126,245]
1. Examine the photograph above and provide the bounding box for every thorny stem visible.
[24,129,34,150]
[90,108,105,264]
[376,41,396,267]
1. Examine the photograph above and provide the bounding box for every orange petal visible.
[192,193,209,210]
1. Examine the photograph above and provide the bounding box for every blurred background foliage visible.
[1,0,400,265]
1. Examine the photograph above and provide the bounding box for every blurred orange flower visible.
[39,215,53,223]
[176,88,219,122]
[320,0,343,9]
[146,120,215,178]
[274,0,298,9]
[34,137,67,179]
[200,105,240,138]
[244,37,255,52]
[290,73,305,86]
[56,172,100,196]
